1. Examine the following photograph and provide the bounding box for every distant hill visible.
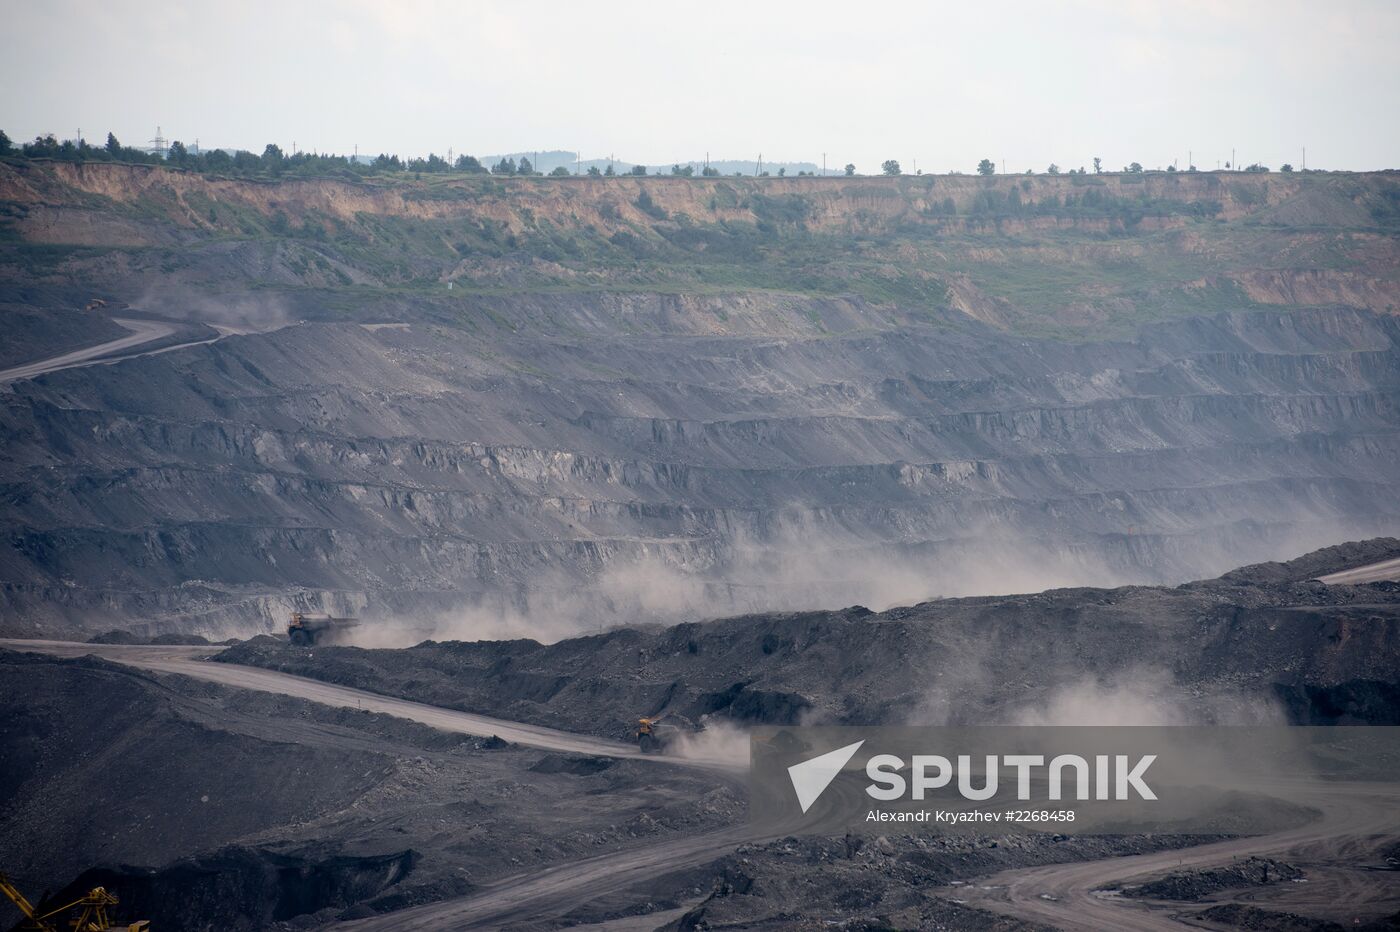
[481,151,822,176]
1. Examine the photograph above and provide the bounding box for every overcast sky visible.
[4,0,1398,172]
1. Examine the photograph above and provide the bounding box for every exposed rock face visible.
[3,164,1400,636]
[2,303,1399,637]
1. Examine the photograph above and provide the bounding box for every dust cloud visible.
[136,287,295,334]
[1011,670,1286,726]
[665,719,751,768]
[346,527,1124,648]
[344,506,1388,650]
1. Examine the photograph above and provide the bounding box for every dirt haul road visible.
[1318,555,1400,585]
[0,639,686,764]
[0,639,759,928]
[5,639,1396,930]
[948,781,1400,931]
[0,318,237,383]
[0,319,177,382]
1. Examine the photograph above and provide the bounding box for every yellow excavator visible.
[0,872,148,932]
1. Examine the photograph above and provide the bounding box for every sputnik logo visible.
[787,740,864,813]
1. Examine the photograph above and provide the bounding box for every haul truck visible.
[287,612,359,646]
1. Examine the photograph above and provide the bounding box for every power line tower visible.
[149,125,167,157]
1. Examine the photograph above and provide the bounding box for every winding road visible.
[948,781,1400,930]
[0,639,757,929]
[3,638,1395,930]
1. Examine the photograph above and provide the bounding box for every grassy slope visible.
[2,161,1399,339]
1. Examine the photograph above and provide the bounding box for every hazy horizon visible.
[3,0,1399,173]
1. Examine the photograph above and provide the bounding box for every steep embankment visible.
[3,304,1399,635]
[216,539,1400,738]
[3,164,1400,635]
[4,161,1400,331]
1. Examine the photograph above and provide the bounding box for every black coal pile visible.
[216,539,1400,738]
[1119,856,1303,900]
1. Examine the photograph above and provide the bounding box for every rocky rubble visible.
[1118,856,1303,900]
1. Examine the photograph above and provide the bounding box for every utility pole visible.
[1302,146,1306,170]
[1232,147,1236,170]
[822,152,826,177]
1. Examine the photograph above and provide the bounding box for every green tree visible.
[105,132,121,157]
[0,129,10,156]
[882,159,901,176]
[777,166,785,177]
[604,164,615,176]
[977,158,995,176]
[1092,156,1102,174]
[518,156,534,175]
[701,165,719,177]
[1244,163,1269,173]
[1126,161,1143,173]
[587,165,602,176]
[550,165,570,176]
[455,154,486,173]
[1047,163,1060,175]
[408,153,450,173]
[843,163,855,176]
[492,157,517,175]
[167,140,189,166]
[1281,163,1294,172]
[629,164,647,175]
[671,164,694,176]
[23,135,61,158]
